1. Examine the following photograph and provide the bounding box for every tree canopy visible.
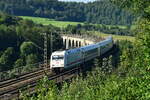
[0,13,63,72]
[21,0,150,99]
[0,0,136,25]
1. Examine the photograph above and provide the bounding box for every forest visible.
[0,11,133,80]
[65,23,133,36]
[20,0,150,99]
[0,0,135,25]
[0,13,63,79]
[0,0,149,99]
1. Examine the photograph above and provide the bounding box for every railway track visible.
[0,45,117,100]
[0,62,45,82]
[0,67,80,100]
[0,67,47,88]
[0,68,52,97]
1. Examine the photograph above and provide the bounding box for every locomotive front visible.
[50,51,66,69]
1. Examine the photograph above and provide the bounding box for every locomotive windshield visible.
[52,55,64,60]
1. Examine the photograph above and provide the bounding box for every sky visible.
[58,0,96,3]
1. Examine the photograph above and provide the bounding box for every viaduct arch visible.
[61,34,99,49]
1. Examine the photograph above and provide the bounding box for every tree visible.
[115,0,150,98]
[0,0,135,25]
[0,47,15,71]
[34,7,43,16]
[26,54,38,65]
[110,0,150,19]
[24,54,39,71]
[20,41,37,57]
[111,0,150,67]
[14,58,24,68]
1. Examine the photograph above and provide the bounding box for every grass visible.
[89,31,135,42]
[20,16,127,29]
[19,16,83,28]
[20,16,135,41]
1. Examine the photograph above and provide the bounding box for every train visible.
[50,36,113,71]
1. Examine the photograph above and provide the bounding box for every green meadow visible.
[20,16,83,28]
[20,16,135,41]
[89,31,135,42]
[20,16,127,29]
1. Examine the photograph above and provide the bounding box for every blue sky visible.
[58,0,96,3]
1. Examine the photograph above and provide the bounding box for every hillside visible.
[20,16,127,28]
[0,13,62,79]
[21,0,150,99]
[20,16,84,28]
[20,16,134,37]
[88,31,135,42]
[0,0,150,99]
[0,0,135,25]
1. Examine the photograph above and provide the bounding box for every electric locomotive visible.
[50,36,113,71]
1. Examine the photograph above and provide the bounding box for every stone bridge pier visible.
[61,34,95,49]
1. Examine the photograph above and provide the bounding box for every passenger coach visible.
[50,36,113,71]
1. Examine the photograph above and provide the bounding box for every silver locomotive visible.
[50,36,113,70]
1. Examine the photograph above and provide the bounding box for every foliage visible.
[84,31,135,42]
[0,47,15,71]
[14,58,24,68]
[0,13,63,79]
[22,0,150,100]
[20,42,37,56]
[110,0,150,19]
[25,54,39,71]
[21,76,58,100]
[111,0,150,70]
[21,16,134,36]
[0,0,135,25]
[20,16,83,28]
[23,38,150,100]
[65,23,133,36]
[134,18,150,70]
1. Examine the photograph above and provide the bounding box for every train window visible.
[85,48,98,56]
[101,43,110,49]
[52,55,64,60]
[101,45,106,49]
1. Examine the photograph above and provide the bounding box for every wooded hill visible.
[0,13,62,73]
[0,0,135,25]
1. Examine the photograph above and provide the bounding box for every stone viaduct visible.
[61,34,102,49]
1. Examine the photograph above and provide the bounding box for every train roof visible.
[66,47,81,53]
[80,43,98,51]
[96,36,112,45]
[51,51,65,55]
[51,36,112,55]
